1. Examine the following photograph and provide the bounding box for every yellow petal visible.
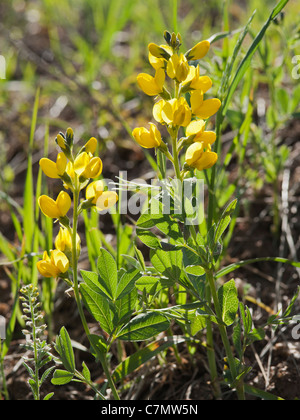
[191,76,213,93]
[37,260,57,278]
[85,137,98,154]
[86,180,104,203]
[197,131,217,147]
[153,99,166,124]
[149,123,162,147]
[186,120,206,137]
[51,250,69,274]
[185,142,204,167]
[186,40,210,60]
[137,73,160,96]
[161,99,176,125]
[39,158,60,179]
[95,191,119,212]
[190,90,204,114]
[56,152,67,176]
[38,195,61,219]
[56,191,71,217]
[56,134,66,150]
[74,152,90,176]
[154,68,165,91]
[83,157,103,178]
[194,98,221,119]
[194,151,218,171]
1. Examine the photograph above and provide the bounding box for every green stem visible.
[205,285,221,399]
[71,180,120,401]
[206,269,245,400]
[171,128,182,182]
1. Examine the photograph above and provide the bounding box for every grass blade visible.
[222,0,290,115]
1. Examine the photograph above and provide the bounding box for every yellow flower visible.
[154,98,191,127]
[81,157,103,179]
[186,120,216,147]
[185,40,210,61]
[84,137,98,154]
[38,191,71,219]
[86,181,119,212]
[148,44,173,70]
[37,249,69,278]
[56,133,67,150]
[55,227,81,260]
[137,68,165,96]
[190,90,221,119]
[167,53,189,82]
[148,43,172,60]
[182,65,212,92]
[73,152,90,177]
[39,152,67,179]
[132,124,162,149]
[185,142,218,171]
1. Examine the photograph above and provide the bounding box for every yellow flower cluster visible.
[132,32,221,173]
[37,128,118,279]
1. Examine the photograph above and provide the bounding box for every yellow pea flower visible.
[137,68,165,96]
[167,53,189,83]
[185,142,218,171]
[39,152,67,179]
[182,65,213,93]
[158,98,192,127]
[132,124,162,149]
[73,152,90,177]
[55,227,81,260]
[86,181,118,212]
[153,99,166,125]
[84,137,98,154]
[185,40,210,61]
[81,157,103,179]
[38,191,71,219]
[190,90,221,119]
[148,44,173,70]
[37,249,69,278]
[148,43,172,60]
[186,120,216,147]
[56,133,67,150]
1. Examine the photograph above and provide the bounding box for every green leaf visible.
[55,327,75,373]
[81,362,91,382]
[244,384,284,400]
[136,228,162,250]
[214,199,237,246]
[114,288,138,325]
[218,279,239,326]
[116,268,141,300]
[150,248,184,286]
[81,284,114,334]
[136,198,183,243]
[246,328,265,345]
[239,303,253,336]
[51,370,74,386]
[43,393,54,401]
[136,276,161,295]
[97,248,118,300]
[117,312,170,341]
[88,334,108,363]
[190,312,207,336]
